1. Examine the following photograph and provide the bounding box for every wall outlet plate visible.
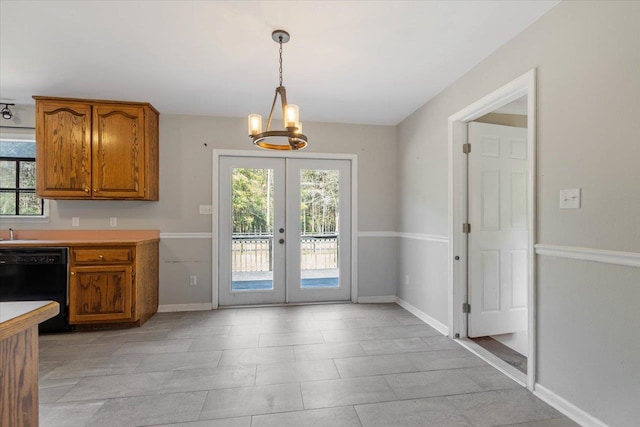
[199,205,213,215]
[110,217,117,227]
[72,217,80,227]
[560,188,581,209]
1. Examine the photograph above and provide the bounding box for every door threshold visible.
[456,337,527,387]
[219,300,353,309]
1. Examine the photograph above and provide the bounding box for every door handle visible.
[279,239,285,244]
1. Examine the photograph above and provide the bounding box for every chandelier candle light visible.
[248,30,308,150]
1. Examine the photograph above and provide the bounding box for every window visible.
[0,139,47,217]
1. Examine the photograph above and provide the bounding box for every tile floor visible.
[38,303,578,427]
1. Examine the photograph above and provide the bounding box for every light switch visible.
[560,188,581,209]
[199,205,213,215]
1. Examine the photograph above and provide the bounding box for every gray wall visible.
[396,1,639,425]
[1,112,398,304]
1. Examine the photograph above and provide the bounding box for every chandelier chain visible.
[278,37,283,87]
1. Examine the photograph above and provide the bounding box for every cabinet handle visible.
[70,271,75,276]
[83,187,89,193]
[99,255,104,260]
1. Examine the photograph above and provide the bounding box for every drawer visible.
[72,247,133,264]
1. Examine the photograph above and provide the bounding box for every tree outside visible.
[231,168,339,236]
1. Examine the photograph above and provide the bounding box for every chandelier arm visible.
[265,88,280,132]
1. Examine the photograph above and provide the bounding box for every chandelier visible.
[248,30,307,150]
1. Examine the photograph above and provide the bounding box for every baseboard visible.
[395,297,449,336]
[534,384,607,427]
[357,295,397,303]
[157,303,213,312]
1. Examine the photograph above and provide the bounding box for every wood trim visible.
[397,232,449,243]
[157,303,213,312]
[357,231,396,238]
[534,384,607,427]
[535,244,640,268]
[145,104,160,200]
[160,232,212,239]
[395,297,449,336]
[357,296,397,303]
[33,95,159,115]
[0,301,59,340]
[136,241,159,324]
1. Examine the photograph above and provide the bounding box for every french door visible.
[218,156,351,306]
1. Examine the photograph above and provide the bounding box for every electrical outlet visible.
[199,205,213,215]
[560,188,581,209]
[110,217,118,227]
[189,275,197,286]
[72,217,80,227]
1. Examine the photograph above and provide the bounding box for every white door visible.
[467,122,528,338]
[286,159,351,303]
[219,156,286,305]
[218,156,351,306]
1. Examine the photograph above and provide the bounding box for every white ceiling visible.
[0,1,558,126]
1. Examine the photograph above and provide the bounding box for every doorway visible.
[217,155,352,306]
[448,70,536,389]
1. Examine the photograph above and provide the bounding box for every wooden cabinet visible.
[34,96,159,200]
[69,242,158,327]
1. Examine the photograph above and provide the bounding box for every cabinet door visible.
[69,265,133,323]
[92,105,146,199]
[36,100,92,198]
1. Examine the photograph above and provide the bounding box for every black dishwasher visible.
[0,247,71,333]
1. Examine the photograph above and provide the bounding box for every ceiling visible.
[0,1,558,126]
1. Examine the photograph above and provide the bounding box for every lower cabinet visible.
[69,242,158,327]
[71,264,133,323]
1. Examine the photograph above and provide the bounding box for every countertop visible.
[0,229,160,247]
[0,301,60,340]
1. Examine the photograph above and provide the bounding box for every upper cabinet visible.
[34,96,159,200]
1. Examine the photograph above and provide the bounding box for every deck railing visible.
[231,234,337,272]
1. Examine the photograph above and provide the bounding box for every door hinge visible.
[462,143,471,154]
[463,223,471,234]
[462,303,471,313]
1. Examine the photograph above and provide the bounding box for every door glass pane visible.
[300,169,339,288]
[231,168,274,291]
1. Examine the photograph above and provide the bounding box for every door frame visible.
[448,69,537,389]
[212,149,358,308]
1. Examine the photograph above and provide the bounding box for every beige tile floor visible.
[38,303,578,427]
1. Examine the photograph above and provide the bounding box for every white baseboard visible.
[157,303,213,312]
[395,297,449,336]
[534,384,607,427]
[357,295,397,303]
